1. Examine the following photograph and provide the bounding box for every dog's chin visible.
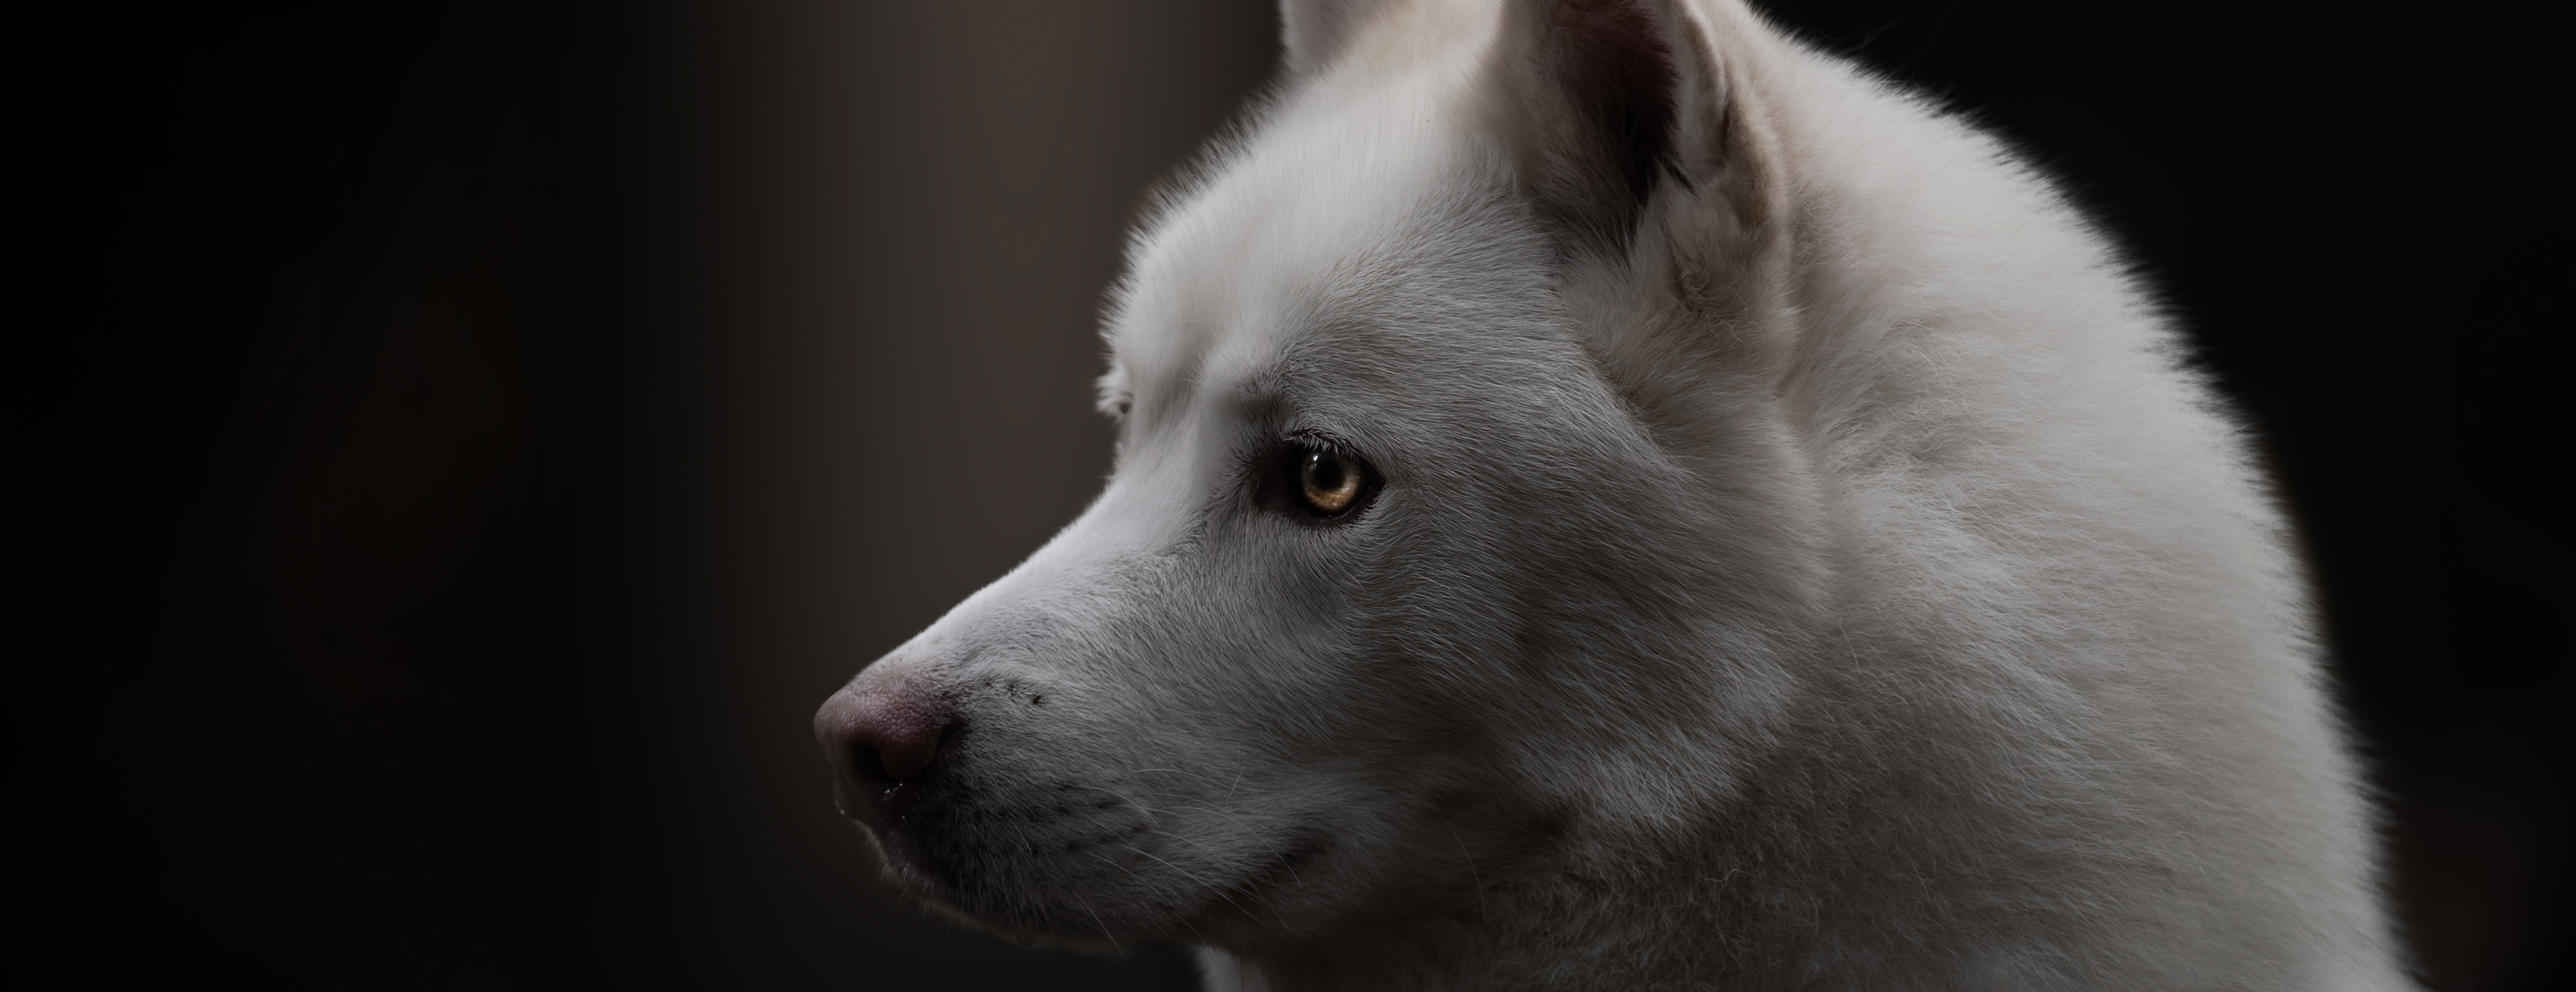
[884,870,1130,952]
[843,764,1356,947]
[857,824,1198,950]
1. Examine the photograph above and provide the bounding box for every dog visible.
[814,1,2409,987]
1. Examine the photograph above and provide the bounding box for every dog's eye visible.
[1297,447,1365,516]
[1255,438,1378,522]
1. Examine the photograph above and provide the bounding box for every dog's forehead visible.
[1108,60,1503,409]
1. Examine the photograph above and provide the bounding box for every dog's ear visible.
[1280,0,1406,76]
[1490,0,1777,267]
[1497,1,1799,434]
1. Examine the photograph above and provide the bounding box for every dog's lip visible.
[829,776,899,831]
[882,780,923,824]
[836,779,948,881]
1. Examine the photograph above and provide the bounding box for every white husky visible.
[815,0,2409,988]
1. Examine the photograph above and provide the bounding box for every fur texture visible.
[816,1,2409,988]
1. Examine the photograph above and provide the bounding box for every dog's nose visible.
[815,686,957,790]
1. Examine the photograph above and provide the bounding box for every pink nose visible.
[815,686,957,788]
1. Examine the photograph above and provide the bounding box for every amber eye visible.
[1297,447,1364,516]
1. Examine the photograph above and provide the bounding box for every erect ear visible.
[1489,0,1775,265]
[1280,0,1406,76]
[1496,0,1801,450]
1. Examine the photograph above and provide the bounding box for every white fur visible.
[829,1,2409,987]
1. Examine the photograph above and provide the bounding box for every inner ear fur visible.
[1491,0,1798,390]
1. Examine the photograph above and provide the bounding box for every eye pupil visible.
[1299,448,1363,515]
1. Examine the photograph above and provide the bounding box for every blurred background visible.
[22,1,2563,988]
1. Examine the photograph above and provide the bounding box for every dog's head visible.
[817,0,1824,951]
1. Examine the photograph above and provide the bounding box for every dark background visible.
[22,1,2564,989]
